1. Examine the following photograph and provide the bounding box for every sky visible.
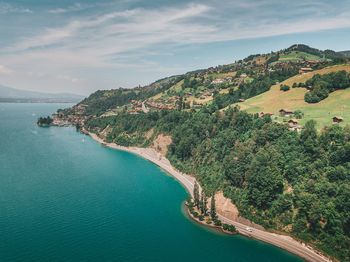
[0,0,350,95]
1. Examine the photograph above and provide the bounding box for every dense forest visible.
[85,107,350,261]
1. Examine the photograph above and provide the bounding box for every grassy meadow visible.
[234,64,350,129]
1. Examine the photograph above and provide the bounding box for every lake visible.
[0,103,302,261]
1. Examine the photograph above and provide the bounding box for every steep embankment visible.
[235,64,350,128]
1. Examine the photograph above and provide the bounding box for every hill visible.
[72,44,348,117]
[338,50,350,57]
[233,64,350,129]
[0,85,84,103]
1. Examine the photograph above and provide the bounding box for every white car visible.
[246,227,253,232]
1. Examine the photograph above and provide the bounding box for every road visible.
[150,154,330,262]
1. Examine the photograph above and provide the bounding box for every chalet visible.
[279,109,294,117]
[299,67,313,74]
[212,78,225,84]
[333,116,344,124]
[306,60,320,66]
[259,112,273,117]
[288,119,299,127]
[289,124,303,132]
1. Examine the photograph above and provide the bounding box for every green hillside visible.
[68,44,348,118]
[278,51,323,62]
[234,64,350,129]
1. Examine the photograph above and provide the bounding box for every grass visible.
[149,71,237,105]
[278,51,322,62]
[233,64,350,129]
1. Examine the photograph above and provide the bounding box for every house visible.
[279,109,294,117]
[299,67,313,74]
[288,119,299,127]
[333,116,344,123]
[212,78,225,84]
[289,124,303,132]
[259,112,273,117]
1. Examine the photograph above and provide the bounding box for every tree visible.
[247,147,284,209]
[193,182,200,207]
[294,110,304,119]
[200,191,208,215]
[210,195,217,220]
[280,84,290,91]
[37,116,53,126]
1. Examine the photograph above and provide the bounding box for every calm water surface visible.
[0,103,302,261]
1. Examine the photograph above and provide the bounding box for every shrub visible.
[223,224,236,232]
[280,84,290,91]
[294,110,304,119]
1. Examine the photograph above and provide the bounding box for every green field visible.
[234,64,350,129]
[278,51,323,62]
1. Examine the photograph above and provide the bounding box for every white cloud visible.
[48,3,95,14]
[57,74,84,83]
[1,1,350,94]
[0,65,13,74]
[0,2,32,14]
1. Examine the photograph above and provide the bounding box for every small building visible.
[333,116,344,124]
[279,109,294,117]
[259,112,273,117]
[238,98,246,102]
[288,119,299,127]
[299,67,313,74]
[212,78,225,84]
[289,124,303,132]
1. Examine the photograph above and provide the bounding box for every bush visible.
[280,84,290,91]
[223,224,236,232]
[294,110,304,119]
[304,86,329,103]
[214,219,222,226]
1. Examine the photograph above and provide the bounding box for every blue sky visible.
[1,0,350,95]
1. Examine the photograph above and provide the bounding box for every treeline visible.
[86,107,350,261]
[303,71,350,103]
[37,116,53,126]
[287,44,347,63]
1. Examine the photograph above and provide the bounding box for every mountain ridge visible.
[0,85,84,103]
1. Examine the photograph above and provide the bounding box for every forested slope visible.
[85,108,350,261]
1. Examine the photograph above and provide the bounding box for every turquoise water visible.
[0,103,302,262]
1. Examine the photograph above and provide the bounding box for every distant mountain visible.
[338,50,350,57]
[0,85,84,103]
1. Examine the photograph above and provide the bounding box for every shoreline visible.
[87,131,331,262]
